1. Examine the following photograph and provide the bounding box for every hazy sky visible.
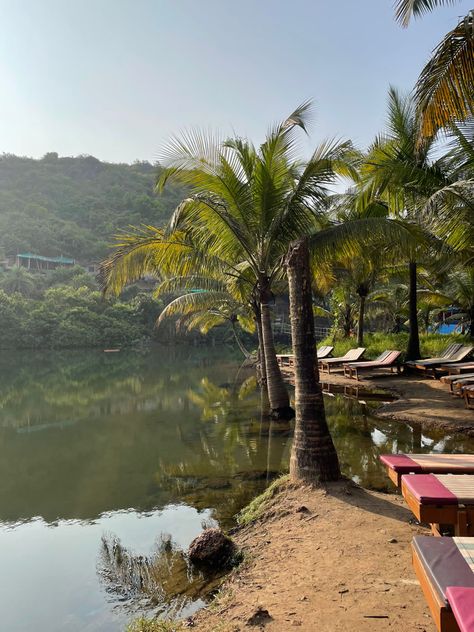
[0,0,469,163]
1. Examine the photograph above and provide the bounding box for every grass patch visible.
[236,475,289,526]
[126,617,183,632]
[317,332,472,361]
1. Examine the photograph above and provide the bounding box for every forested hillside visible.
[0,153,185,261]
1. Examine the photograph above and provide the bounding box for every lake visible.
[0,348,473,631]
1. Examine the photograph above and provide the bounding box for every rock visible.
[188,528,236,569]
[246,607,273,627]
[388,538,398,544]
[295,505,310,514]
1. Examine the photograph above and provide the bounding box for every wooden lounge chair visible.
[343,350,401,381]
[402,473,474,536]
[406,343,463,369]
[463,385,474,410]
[406,346,473,378]
[441,373,474,392]
[380,454,474,488]
[452,377,474,396]
[277,345,333,369]
[412,535,474,632]
[318,347,365,374]
[436,362,474,377]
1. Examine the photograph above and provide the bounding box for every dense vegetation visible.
[0,153,185,261]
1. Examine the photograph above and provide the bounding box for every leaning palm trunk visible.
[406,260,421,361]
[286,239,341,483]
[259,299,293,419]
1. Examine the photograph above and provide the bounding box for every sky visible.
[0,0,470,164]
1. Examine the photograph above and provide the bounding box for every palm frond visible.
[394,0,459,27]
[416,12,474,137]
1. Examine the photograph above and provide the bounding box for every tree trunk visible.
[343,304,353,338]
[286,239,341,483]
[469,309,474,338]
[406,260,421,361]
[357,295,366,346]
[259,297,294,419]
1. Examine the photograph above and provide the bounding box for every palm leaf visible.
[394,0,459,27]
[416,12,474,137]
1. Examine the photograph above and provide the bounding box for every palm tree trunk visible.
[259,298,293,419]
[286,239,341,483]
[343,304,352,338]
[406,260,421,361]
[357,295,366,346]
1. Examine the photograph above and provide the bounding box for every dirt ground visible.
[319,370,474,436]
[189,481,435,632]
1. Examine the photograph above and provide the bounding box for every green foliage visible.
[0,154,185,261]
[0,285,152,349]
[318,332,471,361]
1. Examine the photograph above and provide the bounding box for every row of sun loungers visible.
[278,343,473,387]
[380,453,474,631]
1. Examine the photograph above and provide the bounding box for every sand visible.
[189,480,435,632]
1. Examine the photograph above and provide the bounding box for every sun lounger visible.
[380,454,474,488]
[319,347,365,374]
[440,374,474,394]
[406,343,463,369]
[463,385,474,410]
[406,346,473,378]
[436,362,474,377]
[277,345,333,369]
[402,473,474,536]
[343,350,401,381]
[412,535,474,632]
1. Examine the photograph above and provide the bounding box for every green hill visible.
[0,152,185,262]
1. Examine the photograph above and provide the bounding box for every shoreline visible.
[320,370,474,436]
[188,478,433,631]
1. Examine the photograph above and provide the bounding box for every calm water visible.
[1,348,473,631]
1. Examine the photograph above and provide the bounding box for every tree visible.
[102,105,360,418]
[359,88,447,360]
[394,0,474,137]
[286,238,341,482]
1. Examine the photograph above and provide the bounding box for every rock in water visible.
[188,528,236,569]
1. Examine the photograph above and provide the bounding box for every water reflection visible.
[0,348,473,631]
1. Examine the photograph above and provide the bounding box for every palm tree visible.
[151,104,362,419]
[394,0,474,137]
[359,88,447,360]
[286,238,340,482]
[423,123,474,262]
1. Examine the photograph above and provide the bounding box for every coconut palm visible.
[152,103,364,419]
[359,87,448,359]
[423,123,474,262]
[286,238,340,481]
[394,0,474,137]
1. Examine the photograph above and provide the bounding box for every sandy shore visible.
[189,480,434,631]
[320,370,474,436]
